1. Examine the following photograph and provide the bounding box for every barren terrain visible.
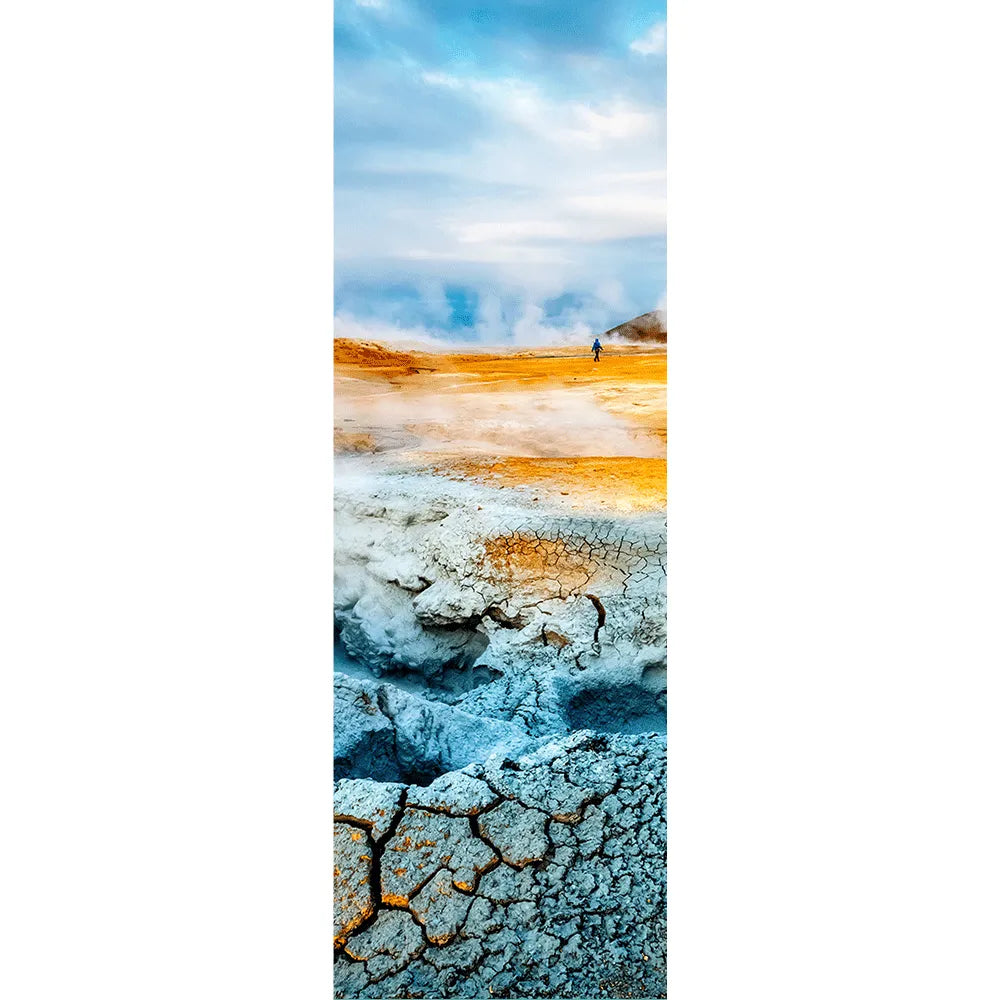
[333,339,667,507]
[334,338,667,998]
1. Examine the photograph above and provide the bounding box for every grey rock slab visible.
[333,675,397,784]
[333,822,374,945]
[341,908,425,978]
[420,935,484,972]
[483,742,607,823]
[381,808,496,905]
[333,779,405,842]
[331,958,368,997]
[405,771,500,816]
[335,674,537,783]
[412,579,488,625]
[475,862,540,905]
[408,871,475,944]
[477,799,550,869]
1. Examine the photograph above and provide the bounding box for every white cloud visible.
[572,102,653,144]
[337,66,665,318]
[595,279,626,310]
[398,244,570,267]
[630,21,667,56]
[438,178,666,253]
[596,169,668,186]
[336,1,667,340]
[420,71,460,89]
[421,72,655,149]
[378,73,666,273]
[452,220,573,245]
[565,191,667,231]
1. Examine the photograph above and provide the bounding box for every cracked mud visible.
[335,342,666,998]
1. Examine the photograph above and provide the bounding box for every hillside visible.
[603,310,667,344]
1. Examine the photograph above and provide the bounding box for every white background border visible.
[1,2,333,996]
[669,2,1000,997]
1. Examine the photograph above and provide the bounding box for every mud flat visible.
[334,340,667,998]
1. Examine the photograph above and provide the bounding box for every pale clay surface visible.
[334,461,666,998]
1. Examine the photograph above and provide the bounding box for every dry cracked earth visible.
[334,341,666,998]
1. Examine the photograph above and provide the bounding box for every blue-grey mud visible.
[334,340,666,998]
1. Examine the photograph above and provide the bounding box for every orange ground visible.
[334,339,667,509]
[422,456,666,513]
[332,339,420,372]
[334,338,666,385]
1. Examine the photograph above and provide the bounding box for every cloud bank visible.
[335,0,667,344]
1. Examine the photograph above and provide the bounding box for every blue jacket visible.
[592,339,602,351]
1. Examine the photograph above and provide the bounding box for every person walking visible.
[592,337,603,363]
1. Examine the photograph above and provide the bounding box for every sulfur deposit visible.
[334,341,666,998]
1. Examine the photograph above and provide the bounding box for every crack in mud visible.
[584,593,606,643]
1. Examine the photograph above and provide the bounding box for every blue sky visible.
[335,0,666,344]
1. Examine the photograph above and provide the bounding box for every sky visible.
[334,0,666,344]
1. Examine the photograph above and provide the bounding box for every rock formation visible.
[603,311,667,344]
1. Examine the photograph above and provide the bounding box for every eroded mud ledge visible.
[334,465,666,998]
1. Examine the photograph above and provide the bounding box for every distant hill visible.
[603,311,667,344]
